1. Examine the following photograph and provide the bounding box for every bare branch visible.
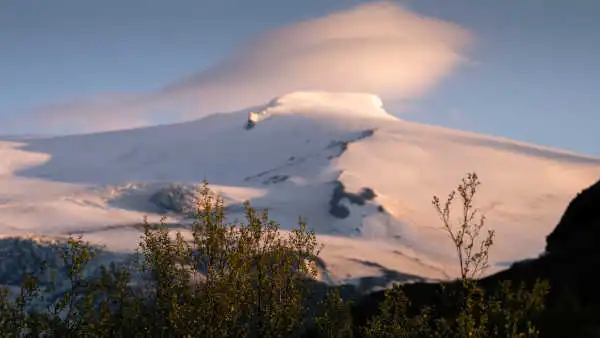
[432,173,495,280]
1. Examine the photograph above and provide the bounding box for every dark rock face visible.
[0,237,134,307]
[327,129,375,159]
[352,178,600,337]
[263,175,289,185]
[245,120,256,130]
[481,178,600,336]
[329,181,377,219]
[149,183,199,215]
[545,179,600,256]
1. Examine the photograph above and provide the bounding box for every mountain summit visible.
[0,91,599,287]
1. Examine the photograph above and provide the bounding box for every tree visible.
[0,176,551,337]
[432,173,494,280]
[365,173,548,338]
[0,182,325,337]
[133,181,325,337]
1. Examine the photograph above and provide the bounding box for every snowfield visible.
[1,91,599,289]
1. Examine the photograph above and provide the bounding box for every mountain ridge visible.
[0,91,598,287]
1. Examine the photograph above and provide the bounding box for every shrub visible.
[364,173,549,338]
[0,182,324,337]
[0,176,551,338]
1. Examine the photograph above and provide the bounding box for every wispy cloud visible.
[8,1,472,134]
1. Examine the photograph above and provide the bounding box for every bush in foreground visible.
[0,175,549,337]
[363,173,548,338]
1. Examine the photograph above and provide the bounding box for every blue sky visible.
[1,0,599,156]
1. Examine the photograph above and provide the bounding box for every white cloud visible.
[9,1,472,134]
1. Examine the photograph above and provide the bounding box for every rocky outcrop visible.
[352,178,600,337]
[0,237,134,306]
[328,181,377,219]
[149,183,200,215]
[326,129,375,159]
[545,179,600,256]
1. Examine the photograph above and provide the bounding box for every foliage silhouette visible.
[0,176,555,337]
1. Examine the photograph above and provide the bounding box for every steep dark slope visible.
[352,178,600,337]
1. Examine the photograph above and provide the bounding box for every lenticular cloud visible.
[166,1,472,115]
[10,1,472,134]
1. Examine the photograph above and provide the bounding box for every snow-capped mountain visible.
[1,91,599,289]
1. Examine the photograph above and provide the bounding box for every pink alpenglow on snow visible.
[0,92,598,285]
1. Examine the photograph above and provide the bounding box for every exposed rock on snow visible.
[149,183,200,215]
[0,91,598,288]
[329,181,377,219]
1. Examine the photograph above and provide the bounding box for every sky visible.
[1,0,599,156]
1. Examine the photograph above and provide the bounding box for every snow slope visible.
[1,91,599,287]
